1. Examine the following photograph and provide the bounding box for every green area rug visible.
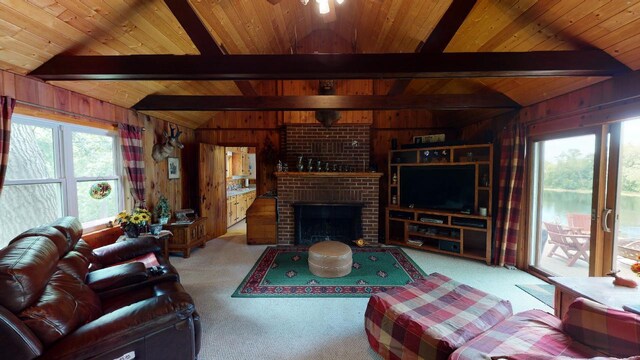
[516,284,555,307]
[232,246,427,298]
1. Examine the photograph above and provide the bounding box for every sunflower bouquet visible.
[115,208,152,238]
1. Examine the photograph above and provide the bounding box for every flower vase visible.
[124,226,142,239]
[159,217,169,225]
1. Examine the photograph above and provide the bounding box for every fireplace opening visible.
[293,202,363,245]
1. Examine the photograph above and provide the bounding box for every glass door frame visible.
[525,125,611,277]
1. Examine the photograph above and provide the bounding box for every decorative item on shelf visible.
[174,209,196,224]
[325,162,330,172]
[307,158,314,172]
[607,270,638,288]
[297,155,304,171]
[283,163,289,172]
[317,160,322,172]
[479,207,488,216]
[333,164,338,172]
[392,195,397,205]
[149,223,162,235]
[89,182,112,199]
[481,173,489,187]
[276,160,283,172]
[392,173,397,184]
[115,208,152,239]
[154,195,171,225]
[423,150,430,163]
[441,150,448,162]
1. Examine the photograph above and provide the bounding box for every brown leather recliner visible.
[0,218,201,360]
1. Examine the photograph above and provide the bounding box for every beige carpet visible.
[171,222,552,360]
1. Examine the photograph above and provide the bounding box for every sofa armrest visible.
[562,297,640,358]
[85,262,149,292]
[0,305,43,360]
[93,238,162,266]
[41,291,196,360]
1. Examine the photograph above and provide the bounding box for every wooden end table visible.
[549,276,640,317]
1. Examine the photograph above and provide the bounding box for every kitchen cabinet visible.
[227,190,257,227]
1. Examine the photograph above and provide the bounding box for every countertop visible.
[227,187,257,197]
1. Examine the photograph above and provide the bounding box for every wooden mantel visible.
[274,172,383,178]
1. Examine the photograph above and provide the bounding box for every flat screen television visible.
[399,165,475,212]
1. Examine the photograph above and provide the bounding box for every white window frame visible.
[5,114,123,231]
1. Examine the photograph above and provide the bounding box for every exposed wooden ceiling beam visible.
[30,51,629,81]
[163,0,222,56]
[132,94,520,111]
[163,0,257,96]
[388,0,477,95]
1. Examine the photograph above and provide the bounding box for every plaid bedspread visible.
[365,272,513,360]
[449,309,610,360]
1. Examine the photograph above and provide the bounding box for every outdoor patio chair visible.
[543,221,590,266]
[566,213,591,234]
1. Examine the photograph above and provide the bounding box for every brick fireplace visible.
[276,124,381,245]
[276,173,381,244]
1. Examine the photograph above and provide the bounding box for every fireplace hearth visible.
[294,202,363,245]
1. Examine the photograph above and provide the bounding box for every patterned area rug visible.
[232,246,427,298]
[516,283,555,307]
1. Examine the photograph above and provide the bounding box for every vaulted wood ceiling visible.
[2,0,640,128]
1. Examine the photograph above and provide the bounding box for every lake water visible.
[542,189,640,238]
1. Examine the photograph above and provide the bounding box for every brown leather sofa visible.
[0,217,201,360]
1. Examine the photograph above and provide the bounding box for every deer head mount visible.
[315,80,341,128]
[152,125,183,162]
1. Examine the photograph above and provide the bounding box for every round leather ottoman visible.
[308,241,353,278]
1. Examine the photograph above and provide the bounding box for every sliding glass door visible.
[529,132,599,277]
[611,118,640,279]
[528,117,640,278]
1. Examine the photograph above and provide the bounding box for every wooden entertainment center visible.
[386,143,493,264]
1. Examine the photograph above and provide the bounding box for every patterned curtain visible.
[0,96,16,196]
[118,124,146,208]
[493,122,526,267]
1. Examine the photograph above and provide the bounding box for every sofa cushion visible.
[73,239,97,263]
[19,270,102,346]
[49,217,83,252]
[10,226,68,258]
[562,297,640,357]
[449,309,607,360]
[57,250,90,281]
[0,236,59,313]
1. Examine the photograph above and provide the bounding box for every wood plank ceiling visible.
[2,0,640,128]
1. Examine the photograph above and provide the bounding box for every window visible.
[0,114,122,247]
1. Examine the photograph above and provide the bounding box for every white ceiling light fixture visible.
[300,0,345,15]
[317,0,330,14]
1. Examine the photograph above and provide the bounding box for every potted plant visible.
[115,208,152,238]
[154,195,171,225]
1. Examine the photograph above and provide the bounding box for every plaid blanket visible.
[450,309,610,360]
[365,272,513,360]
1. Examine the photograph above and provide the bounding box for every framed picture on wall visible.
[168,157,180,179]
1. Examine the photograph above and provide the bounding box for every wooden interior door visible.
[199,143,227,240]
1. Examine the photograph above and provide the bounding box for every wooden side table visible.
[116,230,172,261]
[549,276,639,317]
[163,217,208,258]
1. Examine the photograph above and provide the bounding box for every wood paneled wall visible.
[0,69,195,222]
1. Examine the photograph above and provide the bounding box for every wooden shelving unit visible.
[386,143,493,264]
